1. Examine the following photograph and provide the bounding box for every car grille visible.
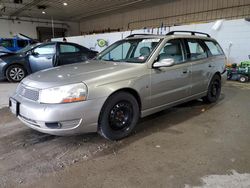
[16,84,39,101]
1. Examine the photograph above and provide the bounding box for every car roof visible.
[167,34,216,41]
[127,35,213,40]
[125,34,165,39]
[40,41,77,45]
[37,41,94,51]
[37,41,87,48]
[125,31,215,41]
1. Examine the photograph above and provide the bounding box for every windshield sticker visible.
[142,39,160,43]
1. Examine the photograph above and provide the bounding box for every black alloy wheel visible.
[203,74,221,103]
[98,92,139,140]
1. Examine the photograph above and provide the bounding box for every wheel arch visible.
[207,71,221,89]
[98,87,142,125]
[4,63,26,77]
[111,88,142,111]
[214,71,221,79]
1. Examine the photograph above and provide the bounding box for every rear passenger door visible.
[204,40,225,78]
[58,43,84,66]
[185,39,209,95]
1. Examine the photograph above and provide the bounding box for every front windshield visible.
[17,43,40,53]
[96,38,162,63]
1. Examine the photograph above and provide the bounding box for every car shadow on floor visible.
[0,93,227,158]
[0,93,231,181]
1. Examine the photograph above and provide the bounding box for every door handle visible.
[183,70,188,74]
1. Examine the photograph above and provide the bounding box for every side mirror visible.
[26,51,32,55]
[153,58,175,68]
[31,51,39,56]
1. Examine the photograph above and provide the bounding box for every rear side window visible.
[81,46,90,53]
[187,39,207,60]
[204,41,224,56]
[17,40,29,48]
[60,44,80,53]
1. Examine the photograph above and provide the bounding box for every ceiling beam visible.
[10,0,44,17]
[72,0,176,21]
[72,0,147,21]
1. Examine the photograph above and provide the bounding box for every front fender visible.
[86,75,150,111]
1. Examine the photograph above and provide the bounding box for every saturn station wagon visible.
[9,31,227,140]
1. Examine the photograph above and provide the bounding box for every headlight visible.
[39,83,87,104]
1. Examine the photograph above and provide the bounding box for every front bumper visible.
[10,93,107,136]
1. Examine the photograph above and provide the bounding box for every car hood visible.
[0,47,13,56]
[0,52,24,59]
[22,60,142,89]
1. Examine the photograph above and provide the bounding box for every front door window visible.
[33,44,56,55]
[158,39,185,64]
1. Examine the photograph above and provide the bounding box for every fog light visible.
[45,122,62,129]
[45,119,81,129]
[60,119,81,129]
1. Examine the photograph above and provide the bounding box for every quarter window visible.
[60,44,80,53]
[187,40,207,60]
[205,41,224,56]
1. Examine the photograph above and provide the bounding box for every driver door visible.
[28,43,56,73]
[150,39,192,108]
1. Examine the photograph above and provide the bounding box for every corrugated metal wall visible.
[80,0,250,34]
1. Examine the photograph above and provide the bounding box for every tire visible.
[203,74,221,103]
[238,75,248,83]
[98,92,139,140]
[6,64,27,82]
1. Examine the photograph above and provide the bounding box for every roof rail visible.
[166,31,210,38]
[126,34,156,38]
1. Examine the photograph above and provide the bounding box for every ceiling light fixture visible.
[42,11,46,14]
[63,2,68,6]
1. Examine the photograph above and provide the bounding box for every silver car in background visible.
[9,31,227,140]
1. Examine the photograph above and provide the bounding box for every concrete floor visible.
[0,81,249,188]
[0,82,18,109]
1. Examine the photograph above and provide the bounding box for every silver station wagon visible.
[9,31,227,140]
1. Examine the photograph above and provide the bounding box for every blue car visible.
[0,46,13,56]
[0,37,32,52]
[0,42,98,82]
